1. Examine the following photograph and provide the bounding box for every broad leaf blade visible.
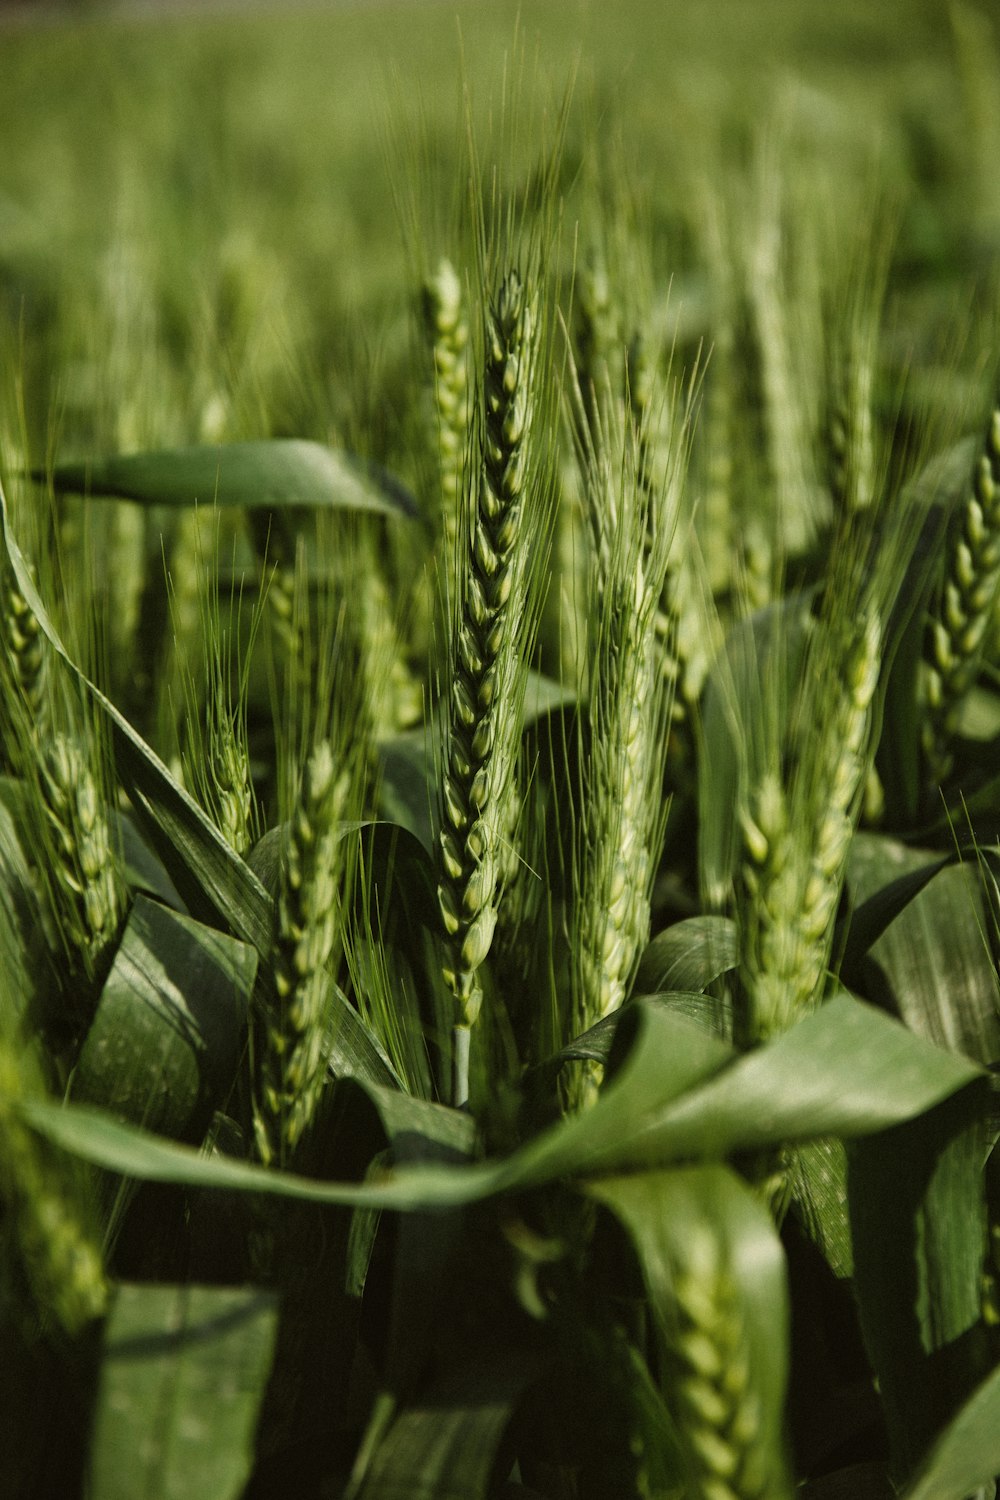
[89,1283,278,1500]
[15,994,984,1213]
[900,1360,1000,1500]
[356,1354,541,1500]
[71,894,257,1142]
[42,439,417,518]
[636,914,737,996]
[848,833,1000,1066]
[849,1085,994,1481]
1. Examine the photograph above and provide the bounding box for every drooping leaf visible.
[40,439,417,518]
[848,832,1000,1066]
[635,914,737,998]
[589,1165,792,1495]
[16,992,983,1215]
[71,894,257,1142]
[900,1359,1000,1500]
[88,1283,278,1500]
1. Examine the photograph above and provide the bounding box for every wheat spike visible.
[922,397,1000,788]
[254,738,348,1165]
[738,606,881,1043]
[36,732,126,988]
[0,1045,106,1334]
[436,267,538,1104]
[424,257,471,576]
[664,1226,773,1500]
[566,390,676,1110]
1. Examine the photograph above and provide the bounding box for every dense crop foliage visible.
[3,2,1000,1496]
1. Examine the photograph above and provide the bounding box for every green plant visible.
[3,6,1000,1499]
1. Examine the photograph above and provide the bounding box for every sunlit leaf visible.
[15,994,982,1215]
[636,914,737,998]
[71,894,256,1142]
[848,832,1000,1066]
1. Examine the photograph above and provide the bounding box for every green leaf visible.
[588,1165,791,1494]
[41,439,417,518]
[785,1137,853,1279]
[354,1353,542,1500]
[848,833,1000,1066]
[0,483,274,955]
[16,993,982,1216]
[88,1283,278,1500]
[840,834,949,984]
[636,915,737,997]
[848,1085,995,1481]
[71,894,257,1142]
[900,1360,1000,1500]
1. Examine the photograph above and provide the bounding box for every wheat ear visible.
[424,257,471,583]
[0,1044,106,1333]
[738,606,881,1043]
[567,393,675,1110]
[437,268,537,1107]
[663,1226,774,1500]
[922,396,1000,788]
[253,738,349,1165]
[36,731,126,990]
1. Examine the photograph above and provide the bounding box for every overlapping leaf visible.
[15,992,983,1214]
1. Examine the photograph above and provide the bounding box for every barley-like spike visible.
[207,721,254,858]
[738,607,882,1043]
[0,1046,106,1333]
[424,258,471,570]
[436,268,538,1100]
[36,732,126,986]
[254,738,348,1165]
[664,1229,772,1500]
[923,396,1000,787]
[575,247,625,442]
[567,393,676,1110]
